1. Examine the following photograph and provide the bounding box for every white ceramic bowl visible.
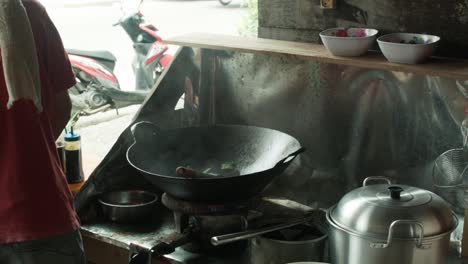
[377,33,440,64]
[319,28,378,57]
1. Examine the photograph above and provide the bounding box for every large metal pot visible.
[326,177,458,264]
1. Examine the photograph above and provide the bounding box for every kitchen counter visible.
[80,200,467,264]
[80,211,174,251]
[81,220,467,264]
[80,208,248,264]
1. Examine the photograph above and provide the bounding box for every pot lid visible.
[329,182,456,238]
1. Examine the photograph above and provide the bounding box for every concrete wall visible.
[258,0,468,58]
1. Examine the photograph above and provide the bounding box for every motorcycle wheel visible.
[219,0,232,5]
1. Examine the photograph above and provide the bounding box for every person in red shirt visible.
[0,0,84,263]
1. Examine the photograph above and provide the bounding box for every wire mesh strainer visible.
[432,148,468,214]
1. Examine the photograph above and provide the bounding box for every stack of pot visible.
[326,177,458,264]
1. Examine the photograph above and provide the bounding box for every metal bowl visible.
[98,190,158,223]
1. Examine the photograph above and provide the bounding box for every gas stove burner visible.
[161,193,262,236]
[161,193,260,216]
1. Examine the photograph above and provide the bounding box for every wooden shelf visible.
[165,32,468,80]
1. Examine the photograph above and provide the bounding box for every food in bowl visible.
[377,33,440,64]
[332,28,367,38]
[399,36,425,44]
[319,27,378,57]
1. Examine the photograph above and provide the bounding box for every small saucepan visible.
[98,190,158,223]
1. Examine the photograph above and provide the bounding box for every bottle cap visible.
[64,127,80,142]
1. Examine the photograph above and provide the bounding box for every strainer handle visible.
[363,176,392,187]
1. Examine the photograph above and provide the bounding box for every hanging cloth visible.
[0,0,42,112]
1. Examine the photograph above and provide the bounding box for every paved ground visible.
[73,105,139,176]
[39,0,250,176]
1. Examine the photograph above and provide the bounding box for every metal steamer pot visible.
[326,177,458,264]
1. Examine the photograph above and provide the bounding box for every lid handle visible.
[362,176,392,187]
[388,186,403,200]
[370,220,429,249]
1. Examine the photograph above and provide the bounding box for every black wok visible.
[126,121,305,202]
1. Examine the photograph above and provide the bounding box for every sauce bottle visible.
[64,127,85,195]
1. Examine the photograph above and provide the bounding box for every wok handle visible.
[130,121,160,143]
[273,147,306,169]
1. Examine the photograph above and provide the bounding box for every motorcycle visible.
[66,0,172,115]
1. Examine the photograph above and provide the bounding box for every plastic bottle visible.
[64,128,85,195]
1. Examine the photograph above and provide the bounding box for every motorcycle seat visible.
[66,48,117,62]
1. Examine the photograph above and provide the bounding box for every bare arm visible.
[52,89,71,139]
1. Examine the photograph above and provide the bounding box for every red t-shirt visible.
[0,0,80,243]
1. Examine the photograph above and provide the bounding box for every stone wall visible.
[258,0,468,58]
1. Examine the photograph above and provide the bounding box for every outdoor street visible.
[38,0,250,176]
[42,0,248,90]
